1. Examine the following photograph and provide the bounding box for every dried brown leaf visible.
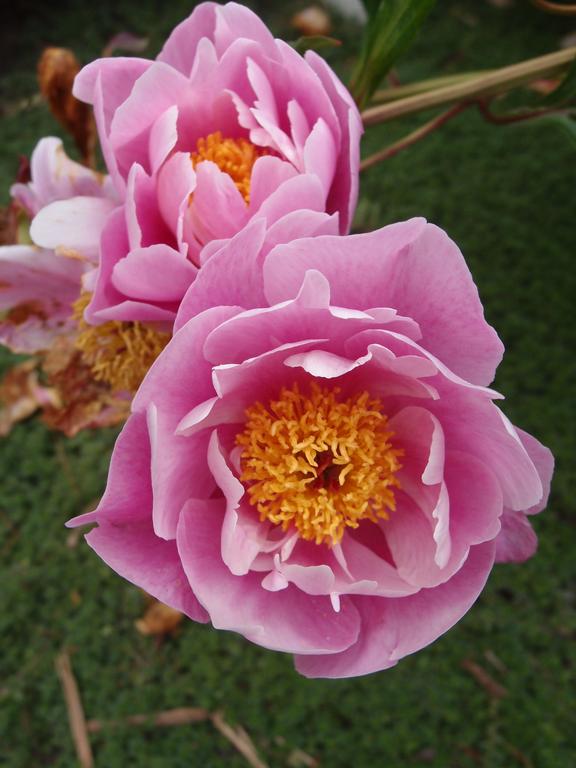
[37,48,95,166]
[135,599,184,637]
[0,359,58,436]
[54,651,94,768]
[212,712,269,768]
[40,336,129,436]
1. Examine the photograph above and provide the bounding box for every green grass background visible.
[1,1,575,766]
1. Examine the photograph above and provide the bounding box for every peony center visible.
[190,131,267,204]
[73,293,170,394]
[236,382,403,546]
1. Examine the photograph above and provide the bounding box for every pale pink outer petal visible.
[0,244,84,352]
[131,306,243,539]
[10,137,110,215]
[30,197,116,262]
[112,244,196,302]
[295,541,495,678]
[157,2,217,74]
[516,428,554,514]
[109,62,190,177]
[177,497,361,654]
[174,218,267,331]
[305,49,362,233]
[263,220,504,386]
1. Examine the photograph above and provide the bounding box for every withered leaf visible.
[37,47,95,167]
[135,599,184,637]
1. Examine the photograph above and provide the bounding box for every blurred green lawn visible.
[1,2,575,766]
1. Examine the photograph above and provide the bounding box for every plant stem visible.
[360,103,469,171]
[532,0,576,15]
[361,47,576,126]
[372,71,488,103]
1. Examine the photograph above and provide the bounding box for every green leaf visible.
[290,35,342,55]
[351,0,437,109]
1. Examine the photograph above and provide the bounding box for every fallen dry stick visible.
[462,658,508,699]
[86,707,210,732]
[212,711,270,768]
[54,651,94,768]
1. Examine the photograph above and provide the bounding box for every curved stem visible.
[360,103,469,172]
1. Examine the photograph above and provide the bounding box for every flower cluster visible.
[2,2,553,677]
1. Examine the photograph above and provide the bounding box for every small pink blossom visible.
[0,138,115,353]
[66,1,361,326]
[69,218,553,678]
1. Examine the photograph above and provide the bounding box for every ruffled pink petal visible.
[186,161,249,246]
[84,207,129,323]
[156,152,196,248]
[157,2,217,75]
[86,521,209,622]
[112,244,196,302]
[248,156,298,213]
[305,50,362,233]
[494,511,538,563]
[11,137,109,215]
[303,117,336,194]
[30,196,116,262]
[67,411,152,528]
[133,305,242,417]
[147,404,215,540]
[109,61,190,177]
[295,541,495,678]
[213,3,278,59]
[175,217,267,331]
[516,428,554,514]
[208,431,263,576]
[263,220,504,386]
[177,497,361,654]
[149,105,179,174]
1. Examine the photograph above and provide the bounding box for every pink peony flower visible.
[63,1,361,326]
[69,217,553,678]
[0,137,115,353]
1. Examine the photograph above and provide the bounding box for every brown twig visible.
[86,707,210,732]
[462,658,508,699]
[211,711,270,768]
[360,103,469,171]
[362,47,576,126]
[532,0,576,15]
[54,651,94,768]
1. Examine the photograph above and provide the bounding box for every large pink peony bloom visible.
[64,1,361,325]
[69,218,553,678]
[0,137,115,353]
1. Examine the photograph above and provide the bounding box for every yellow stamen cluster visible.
[73,293,170,394]
[236,383,403,546]
[190,131,267,203]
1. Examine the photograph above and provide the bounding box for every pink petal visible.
[494,511,538,563]
[86,521,208,622]
[263,220,504,386]
[177,497,361,654]
[112,244,196,302]
[295,541,495,678]
[30,197,116,261]
[175,218,267,331]
[157,3,217,75]
[516,428,554,514]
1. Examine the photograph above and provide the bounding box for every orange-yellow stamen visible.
[190,131,267,203]
[236,383,403,546]
[73,293,170,394]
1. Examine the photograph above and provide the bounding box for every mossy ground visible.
[1,2,575,766]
